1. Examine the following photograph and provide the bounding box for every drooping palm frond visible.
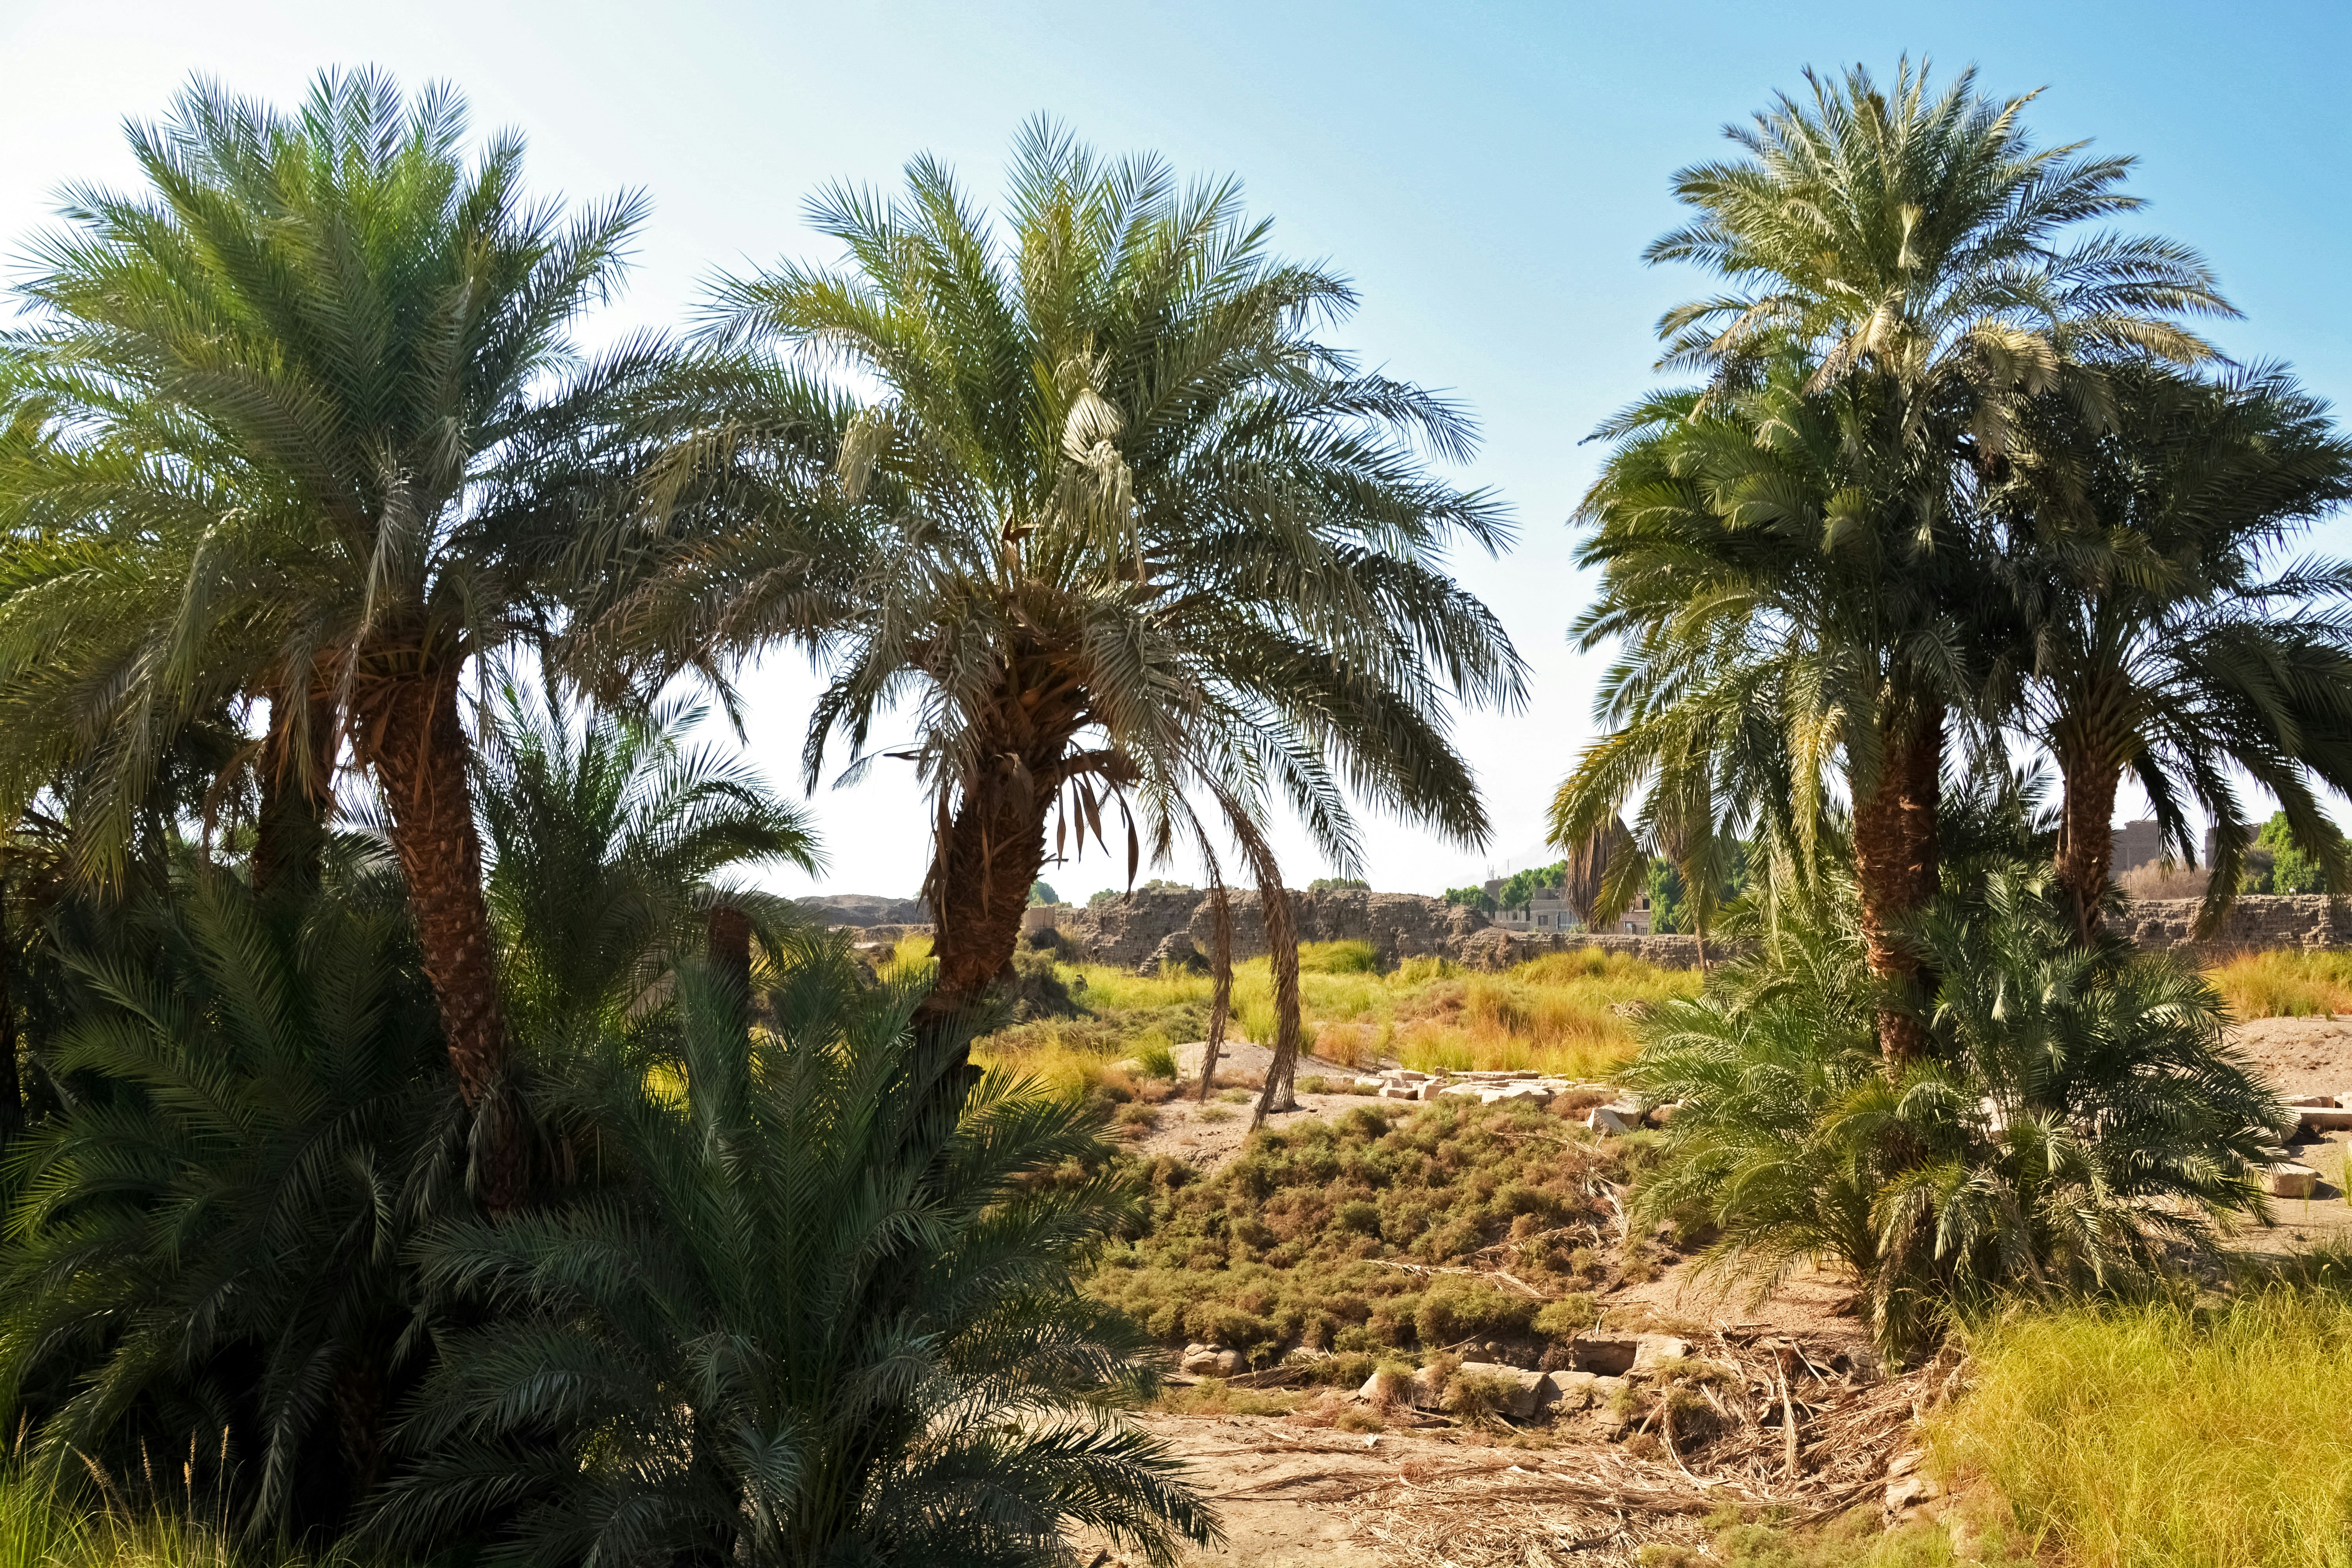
[371,951,1219,1568]
[569,119,1526,1109]
[0,865,457,1538]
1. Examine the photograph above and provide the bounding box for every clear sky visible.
[4,0,2347,902]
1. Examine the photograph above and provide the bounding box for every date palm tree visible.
[0,71,677,1208]
[477,684,822,1053]
[1990,363,2352,933]
[373,953,1219,1568]
[1564,59,2230,1058]
[577,122,1524,1096]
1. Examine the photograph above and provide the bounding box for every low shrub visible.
[2205,947,2352,1020]
[1133,1036,1180,1078]
[1088,1099,1631,1360]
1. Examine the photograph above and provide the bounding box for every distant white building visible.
[1480,879,1651,936]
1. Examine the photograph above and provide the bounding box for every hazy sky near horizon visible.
[4,1,2348,901]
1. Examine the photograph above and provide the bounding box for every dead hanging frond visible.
[1196,854,1232,1105]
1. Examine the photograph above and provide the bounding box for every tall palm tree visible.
[1990,363,2352,933]
[1564,60,2231,1058]
[578,122,1524,1097]
[373,953,1219,1568]
[0,72,675,1208]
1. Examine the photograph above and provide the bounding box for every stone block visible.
[2263,1162,2321,1199]
[1585,1105,1630,1136]
[2297,1106,2352,1136]
[1630,1335,1690,1377]
[1180,1345,1244,1377]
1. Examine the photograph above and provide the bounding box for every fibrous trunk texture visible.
[2053,691,2129,940]
[1851,704,1944,1063]
[915,764,1053,1058]
[707,902,754,1027]
[358,670,522,1213]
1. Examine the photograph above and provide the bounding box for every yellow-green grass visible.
[1934,1287,2352,1568]
[976,943,1695,1090]
[0,1466,340,1568]
[2203,948,2352,1020]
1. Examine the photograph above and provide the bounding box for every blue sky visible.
[3,0,2346,900]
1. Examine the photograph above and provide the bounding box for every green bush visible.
[1298,939,1382,974]
[1134,1037,1179,1079]
[1628,864,2286,1356]
[1089,1100,1628,1359]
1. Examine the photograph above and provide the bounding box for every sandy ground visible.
[2230,1015,2352,1099]
[1082,1017,2352,1563]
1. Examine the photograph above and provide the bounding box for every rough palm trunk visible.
[2052,684,2131,939]
[707,902,753,1018]
[359,670,522,1213]
[915,771,1053,1053]
[1851,704,1944,1063]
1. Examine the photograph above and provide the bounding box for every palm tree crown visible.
[585,121,1525,1089]
[0,70,677,1206]
[1562,60,2234,1058]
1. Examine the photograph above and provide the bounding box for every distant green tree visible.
[1495,861,1566,914]
[2252,812,2343,895]
[1646,858,1686,934]
[1308,877,1369,892]
[1029,881,1059,906]
[1442,885,1496,913]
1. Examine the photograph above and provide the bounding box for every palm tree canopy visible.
[587,118,1526,882]
[478,684,823,1049]
[0,67,665,867]
[373,955,1220,1568]
[1991,362,2352,918]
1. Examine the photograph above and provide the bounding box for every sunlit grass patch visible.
[2205,948,2352,1020]
[1935,1281,2352,1568]
[972,944,1696,1088]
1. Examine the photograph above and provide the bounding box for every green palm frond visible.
[373,954,1219,1568]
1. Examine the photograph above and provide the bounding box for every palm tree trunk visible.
[1851,704,1944,1063]
[915,774,1052,1060]
[358,671,523,1214]
[2055,751,2122,940]
[708,902,753,1009]
[1251,878,1304,1125]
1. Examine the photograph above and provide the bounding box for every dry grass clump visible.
[976,945,1695,1086]
[2205,948,2352,1020]
[2118,862,2216,901]
[1086,1098,1650,1361]
[1936,1279,2352,1568]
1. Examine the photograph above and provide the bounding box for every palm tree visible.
[477,684,822,1053]
[371,952,1220,1568]
[0,868,455,1537]
[1989,363,2352,934]
[1628,862,2285,1357]
[1563,60,2231,1057]
[574,123,1524,1108]
[0,72,676,1208]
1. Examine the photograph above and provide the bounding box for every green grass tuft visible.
[1936,1285,2352,1567]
